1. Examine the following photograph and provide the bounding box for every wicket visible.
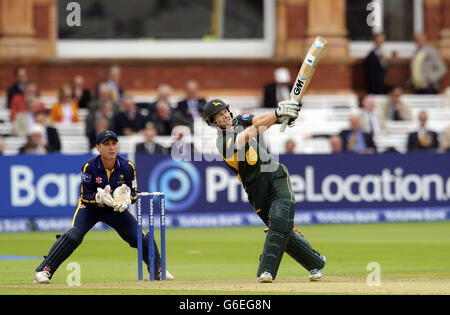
[136,192,166,281]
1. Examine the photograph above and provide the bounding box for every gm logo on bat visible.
[293,76,307,96]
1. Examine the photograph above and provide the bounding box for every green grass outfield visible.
[0,221,449,295]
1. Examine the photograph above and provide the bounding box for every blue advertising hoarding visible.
[1,153,449,231]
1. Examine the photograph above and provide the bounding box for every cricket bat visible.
[280,36,328,132]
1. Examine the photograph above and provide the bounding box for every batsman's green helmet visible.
[203,99,231,126]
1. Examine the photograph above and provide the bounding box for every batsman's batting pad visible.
[285,229,326,271]
[35,227,84,276]
[257,199,295,279]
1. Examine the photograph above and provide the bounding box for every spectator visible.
[174,80,207,128]
[407,110,439,152]
[12,97,47,137]
[89,82,121,115]
[34,110,61,153]
[262,67,292,108]
[149,100,175,136]
[147,83,174,118]
[339,115,377,154]
[7,66,28,108]
[10,81,46,121]
[381,86,412,121]
[105,65,124,102]
[364,33,388,94]
[439,125,450,153]
[284,139,296,154]
[170,125,193,158]
[19,124,48,155]
[410,33,447,94]
[0,135,5,155]
[86,99,115,141]
[88,116,110,149]
[358,94,386,136]
[21,142,39,154]
[50,84,80,124]
[112,95,146,136]
[135,122,167,154]
[329,135,343,154]
[72,75,91,109]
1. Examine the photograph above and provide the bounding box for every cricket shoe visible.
[34,270,51,284]
[159,269,175,280]
[309,255,326,281]
[258,271,273,283]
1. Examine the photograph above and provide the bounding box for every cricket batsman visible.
[34,130,173,283]
[203,99,326,283]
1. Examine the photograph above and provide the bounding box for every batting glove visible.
[275,100,302,124]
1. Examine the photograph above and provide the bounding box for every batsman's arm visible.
[235,112,277,149]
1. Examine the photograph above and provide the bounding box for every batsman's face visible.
[96,138,119,160]
[213,109,232,128]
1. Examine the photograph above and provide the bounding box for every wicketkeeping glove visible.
[95,185,119,208]
[112,184,131,212]
[275,100,302,124]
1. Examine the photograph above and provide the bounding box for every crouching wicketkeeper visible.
[34,130,173,284]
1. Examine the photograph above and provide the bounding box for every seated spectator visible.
[170,125,193,158]
[7,65,28,108]
[21,142,39,154]
[149,100,176,136]
[381,86,412,121]
[105,64,124,102]
[86,99,115,140]
[339,115,377,154]
[147,83,174,119]
[88,116,110,149]
[112,95,146,136]
[410,33,447,94]
[72,75,91,109]
[50,84,80,124]
[174,80,207,128]
[89,82,121,115]
[285,139,296,154]
[19,124,48,155]
[10,81,45,121]
[0,135,5,155]
[262,67,292,108]
[358,94,386,136]
[12,97,47,137]
[34,110,61,153]
[439,125,450,153]
[407,110,439,152]
[135,122,167,154]
[364,33,388,94]
[329,135,343,154]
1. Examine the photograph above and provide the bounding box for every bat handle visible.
[280,118,288,133]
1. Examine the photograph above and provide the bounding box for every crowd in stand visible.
[0,31,449,156]
[1,64,206,155]
[267,33,450,154]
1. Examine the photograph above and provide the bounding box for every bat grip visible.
[280,118,288,132]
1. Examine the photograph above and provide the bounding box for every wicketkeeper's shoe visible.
[160,270,175,280]
[258,271,273,283]
[309,255,326,281]
[34,270,51,284]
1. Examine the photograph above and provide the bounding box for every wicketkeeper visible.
[203,99,326,283]
[34,130,173,284]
